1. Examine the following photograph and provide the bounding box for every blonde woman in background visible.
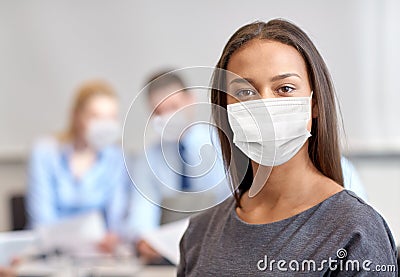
[26,80,145,252]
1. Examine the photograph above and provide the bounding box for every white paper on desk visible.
[141,218,189,265]
[37,211,106,256]
[0,230,37,266]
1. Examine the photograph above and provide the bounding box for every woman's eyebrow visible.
[270,73,301,82]
[228,73,301,86]
[228,78,255,86]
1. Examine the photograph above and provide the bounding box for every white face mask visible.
[151,112,190,142]
[227,93,313,166]
[85,119,120,150]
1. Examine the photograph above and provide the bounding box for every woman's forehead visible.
[226,39,308,82]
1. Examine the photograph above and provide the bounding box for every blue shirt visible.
[341,156,368,201]
[130,125,232,225]
[26,137,154,241]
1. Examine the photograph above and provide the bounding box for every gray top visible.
[178,190,398,276]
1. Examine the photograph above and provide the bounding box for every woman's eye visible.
[234,89,256,99]
[277,86,295,94]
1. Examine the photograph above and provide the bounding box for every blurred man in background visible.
[131,70,231,263]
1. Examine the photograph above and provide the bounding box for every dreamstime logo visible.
[336,248,347,259]
[122,67,275,212]
[256,248,396,273]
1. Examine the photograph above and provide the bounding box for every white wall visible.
[0,0,399,242]
[1,0,399,155]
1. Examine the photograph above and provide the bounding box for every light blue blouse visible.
[26,137,157,241]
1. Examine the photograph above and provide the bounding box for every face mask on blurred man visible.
[151,112,191,142]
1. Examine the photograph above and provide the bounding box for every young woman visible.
[178,19,397,276]
[27,80,129,252]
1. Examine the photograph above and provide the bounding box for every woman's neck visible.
[69,137,97,179]
[72,136,93,152]
[237,145,343,224]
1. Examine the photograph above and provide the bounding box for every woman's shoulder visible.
[331,190,389,226]
[30,136,61,156]
[326,190,398,267]
[325,190,397,252]
[28,136,69,169]
[322,190,389,232]
[185,196,236,235]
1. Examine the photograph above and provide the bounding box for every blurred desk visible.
[135,266,176,277]
[16,258,176,277]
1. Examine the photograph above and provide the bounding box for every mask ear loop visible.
[309,91,314,121]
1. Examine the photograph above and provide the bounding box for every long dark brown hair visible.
[211,19,344,205]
